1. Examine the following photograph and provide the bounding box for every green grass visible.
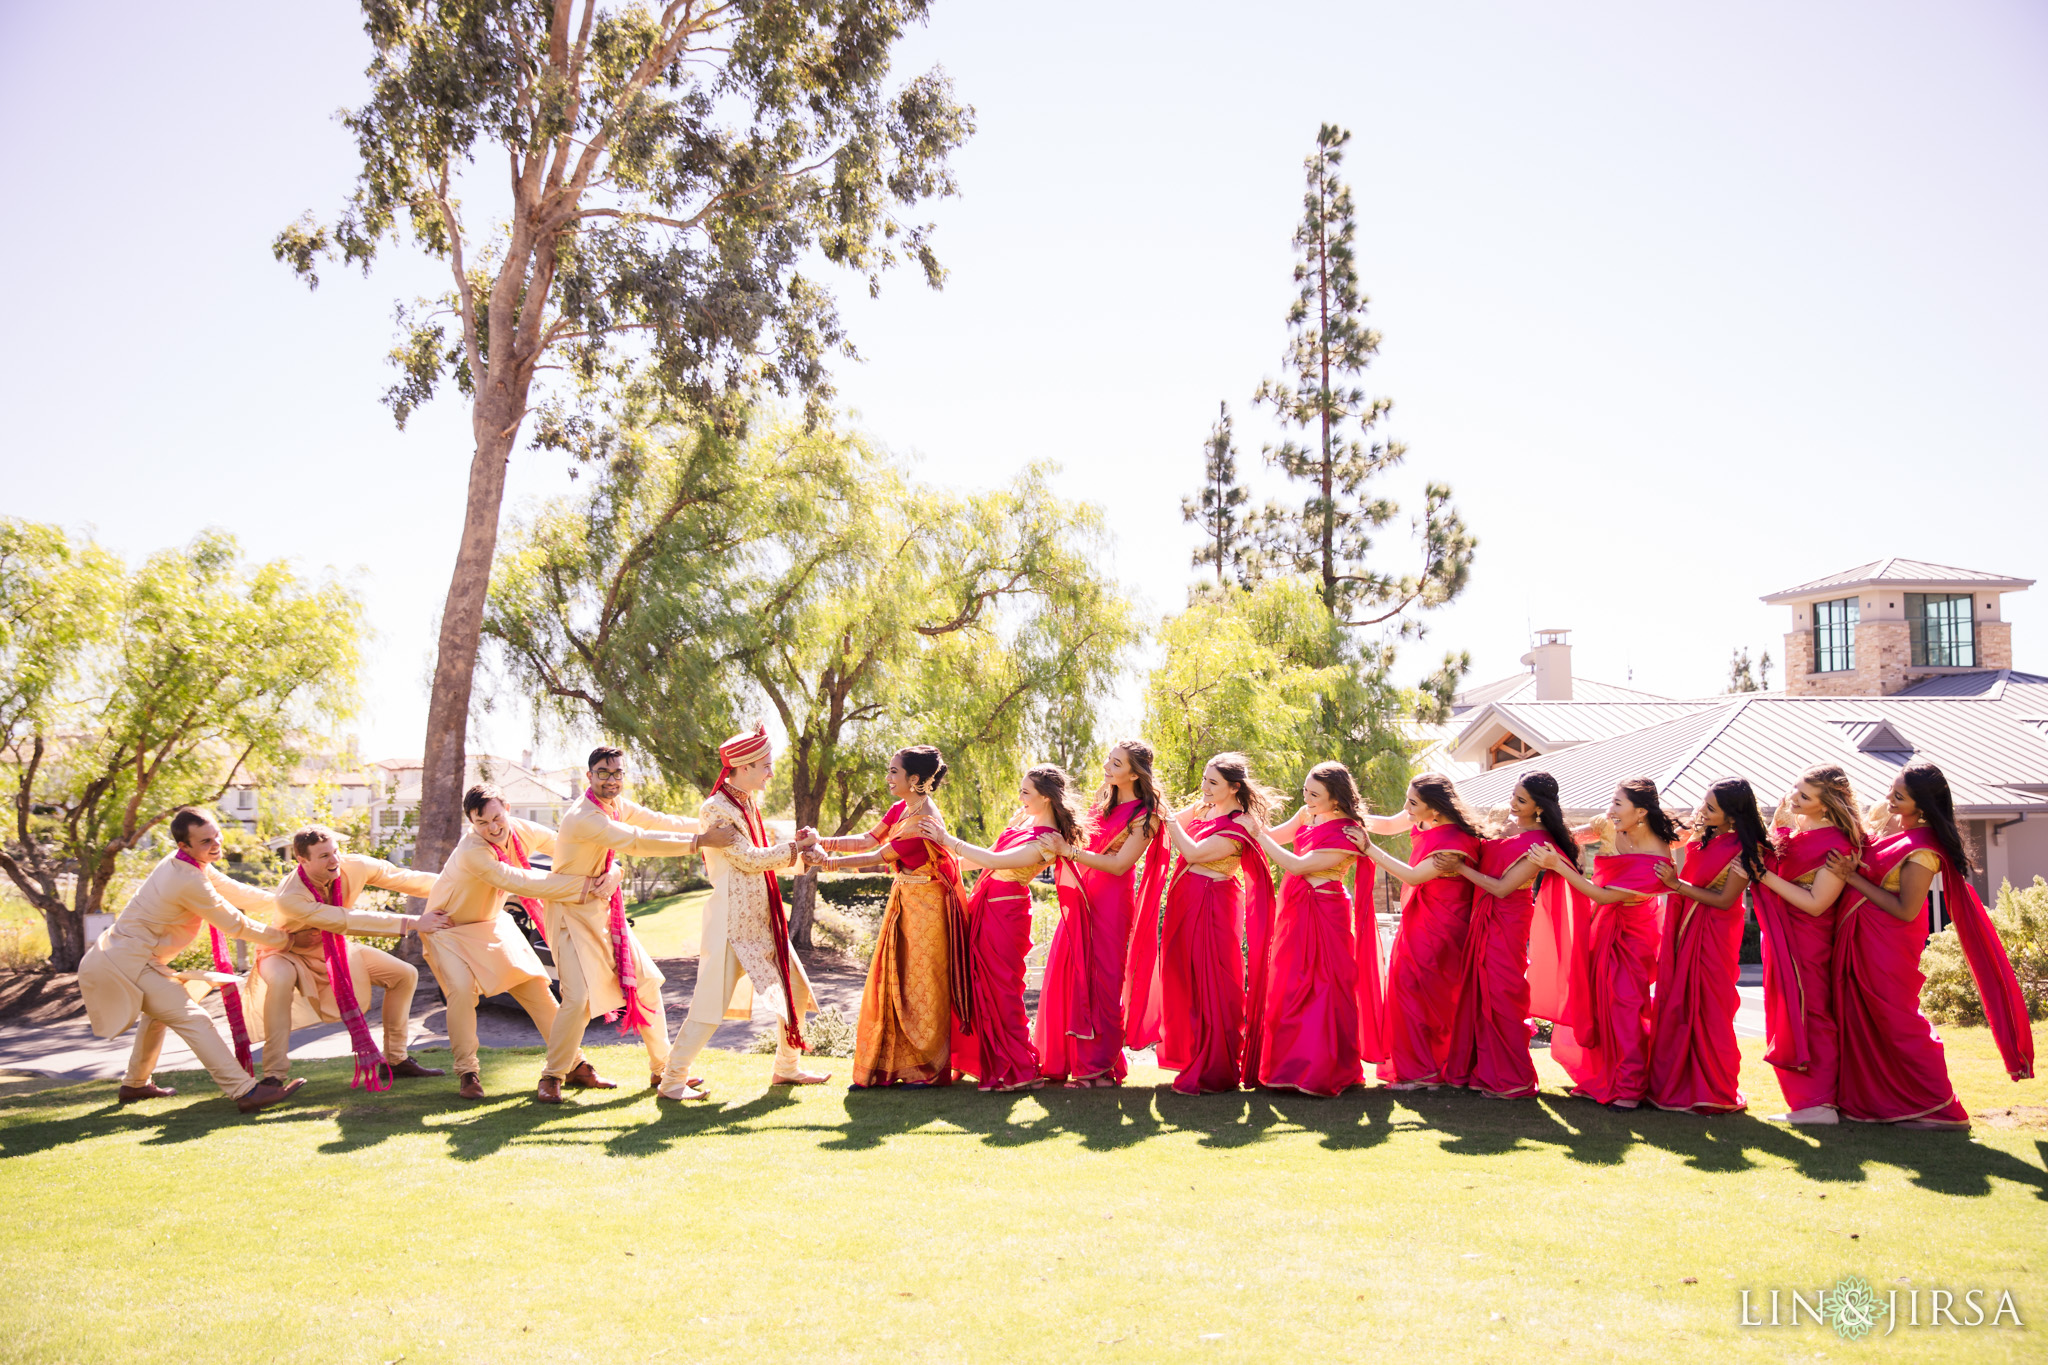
[1,1028,2041,1364]
[621,887,712,958]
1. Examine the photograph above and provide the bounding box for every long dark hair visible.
[1900,761,1970,875]
[1411,771,1484,840]
[1703,776,1771,882]
[896,745,948,793]
[1618,777,1682,846]
[1516,772,1578,863]
[1206,752,1279,823]
[1094,738,1163,827]
[1306,761,1363,822]
[1025,765,1085,849]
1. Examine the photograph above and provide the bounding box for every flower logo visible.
[1822,1274,1885,1341]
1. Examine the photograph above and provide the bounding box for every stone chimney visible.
[1521,629,1573,701]
[520,748,535,771]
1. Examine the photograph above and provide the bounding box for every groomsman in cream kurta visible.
[658,725,829,1100]
[76,807,300,1113]
[535,745,734,1103]
[421,782,623,1099]
[247,827,451,1084]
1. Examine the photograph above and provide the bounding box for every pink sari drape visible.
[1550,854,1666,1106]
[1119,818,1172,1051]
[949,826,1051,1090]
[1833,829,2034,1124]
[1754,826,1853,1110]
[1645,833,1748,1113]
[1257,818,1371,1096]
[1039,801,1159,1084]
[1376,824,1480,1085]
[1445,829,1553,1099]
[1130,813,1274,1095]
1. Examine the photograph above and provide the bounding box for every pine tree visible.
[1253,124,1473,628]
[1727,646,1760,693]
[1181,402,1255,588]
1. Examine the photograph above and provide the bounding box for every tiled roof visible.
[1449,699,1721,761]
[1761,558,2034,603]
[1456,673,2048,817]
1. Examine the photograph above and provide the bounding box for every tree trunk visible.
[42,904,85,973]
[414,411,521,879]
[788,868,817,950]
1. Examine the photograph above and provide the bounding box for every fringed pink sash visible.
[175,849,254,1073]
[296,866,390,1092]
[586,790,655,1037]
[490,828,548,947]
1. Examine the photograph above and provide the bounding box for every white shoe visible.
[656,1081,709,1102]
[1766,1105,1839,1125]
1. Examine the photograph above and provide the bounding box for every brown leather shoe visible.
[387,1057,446,1079]
[457,1072,485,1100]
[563,1060,616,1090]
[117,1081,177,1104]
[236,1077,306,1115]
[535,1075,563,1104]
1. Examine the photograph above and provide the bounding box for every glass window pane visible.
[1814,595,1857,672]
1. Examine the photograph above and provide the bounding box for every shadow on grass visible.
[4,1053,2043,1203]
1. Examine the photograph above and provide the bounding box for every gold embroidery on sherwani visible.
[689,791,816,1026]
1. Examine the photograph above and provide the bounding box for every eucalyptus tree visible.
[277,1,975,875]
[0,523,361,970]
[1252,124,1474,630]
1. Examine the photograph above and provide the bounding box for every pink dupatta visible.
[586,789,655,1036]
[1118,812,1172,1049]
[1753,826,1852,1071]
[295,865,392,1092]
[1293,816,1385,1063]
[175,849,254,1073]
[489,827,549,948]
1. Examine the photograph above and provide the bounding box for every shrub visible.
[1921,877,2048,1025]
[748,1004,857,1058]
[0,918,51,970]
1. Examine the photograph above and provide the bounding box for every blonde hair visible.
[1092,737,1162,828]
[1796,764,1866,852]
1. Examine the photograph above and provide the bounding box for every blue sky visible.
[4,2,2044,768]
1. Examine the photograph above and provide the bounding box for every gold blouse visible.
[1880,847,1942,892]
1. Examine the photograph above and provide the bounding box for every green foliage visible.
[1921,878,2048,1024]
[0,521,362,968]
[1726,646,1774,694]
[486,410,1140,847]
[748,1003,858,1057]
[1249,124,1474,633]
[280,1,975,432]
[1144,577,1414,815]
[1181,402,1255,591]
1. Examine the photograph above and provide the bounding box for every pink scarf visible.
[587,790,654,1036]
[296,865,391,1091]
[174,849,253,1073]
[489,827,549,947]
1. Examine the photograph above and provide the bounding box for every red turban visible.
[716,724,771,787]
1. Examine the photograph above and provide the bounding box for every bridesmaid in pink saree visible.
[1528,778,1678,1109]
[1044,739,1166,1087]
[1244,761,1376,1096]
[1749,765,1862,1125]
[1825,762,2034,1128]
[938,766,1090,1092]
[1443,772,1580,1100]
[1647,778,1771,1114]
[1353,773,1483,1090]
[1128,752,1278,1095]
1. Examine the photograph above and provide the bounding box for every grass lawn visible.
[622,889,713,958]
[1,1027,2041,1364]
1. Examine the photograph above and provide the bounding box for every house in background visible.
[222,738,376,834]
[1446,558,2045,904]
[368,751,574,863]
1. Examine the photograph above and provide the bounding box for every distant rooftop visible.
[1761,557,2034,604]
[1450,672,1669,715]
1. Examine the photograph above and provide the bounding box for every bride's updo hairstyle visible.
[897,745,948,793]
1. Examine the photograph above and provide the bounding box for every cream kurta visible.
[543,793,696,1022]
[685,790,818,1028]
[423,818,593,997]
[78,854,287,1039]
[245,854,436,1040]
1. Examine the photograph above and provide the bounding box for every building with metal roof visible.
[1764,558,2032,698]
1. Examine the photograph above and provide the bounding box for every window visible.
[1813,596,1857,672]
[1907,593,1975,667]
